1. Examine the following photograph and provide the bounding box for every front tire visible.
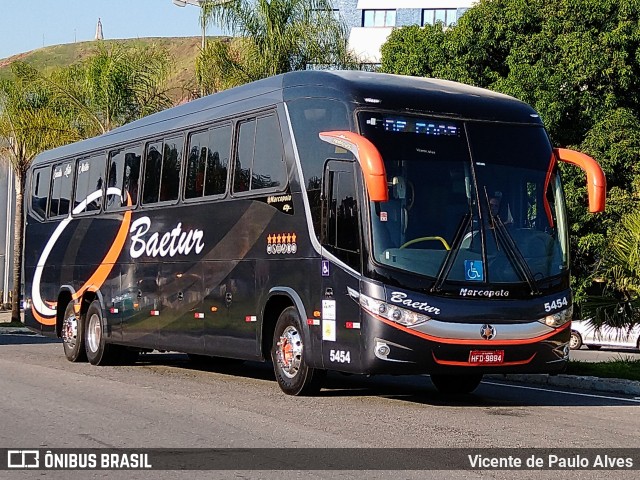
[62,302,86,362]
[85,300,120,366]
[430,373,483,394]
[271,307,325,396]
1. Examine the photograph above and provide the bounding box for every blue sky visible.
[0,0,224,59]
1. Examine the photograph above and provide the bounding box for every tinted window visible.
[49,161,74,217]
[205,125,230,196]
[185,125,230,200]
[185,130,208,199]
[106,145,141,210]
[142,136,183,204]
[253,115,286,189]
[74,154,105,213]
[31,166,51,220]
[324,161,361,270]
[161,136,183,202]
[234,120,254,193]
[143,141,162,204]
[233,114,287,194]
[286,99,352,239]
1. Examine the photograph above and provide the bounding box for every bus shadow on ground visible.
[0,333,60,346]
[131,352,637,408]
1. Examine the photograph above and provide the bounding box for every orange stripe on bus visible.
[71,208,132,301]
[370,311,570,345]
[31,306,56,326]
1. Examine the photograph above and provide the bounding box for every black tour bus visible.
[23,71,606,395]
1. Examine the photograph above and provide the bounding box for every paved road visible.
[0,334,638,479]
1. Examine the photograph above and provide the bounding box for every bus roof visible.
[31,71,542,167]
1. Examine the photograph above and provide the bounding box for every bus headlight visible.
[540,306,573,328]
[359,293,431,327]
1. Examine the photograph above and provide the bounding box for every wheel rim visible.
[276,325,303,379]
[62,312,78,348]
[87,313,101,354]
[570,333,579,349]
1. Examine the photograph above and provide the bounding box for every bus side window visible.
[286,98,351,240]
[233,114,286,194]
[74,154,105,214]
[143,141,163,204]
[107,145,141,210]
[49,161,74,218]
[160,136,183,202]
[205,125,231,196]
[185,125,230,200]
[185,130,208,199]
[322,160,361,271]
[31,166,51,221]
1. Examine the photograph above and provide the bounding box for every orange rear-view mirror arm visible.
[319,131,388,202]
[554,148,606,213]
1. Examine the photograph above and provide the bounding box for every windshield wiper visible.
[432,212,472,292]
[485,197,540,295]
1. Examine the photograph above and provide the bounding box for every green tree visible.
[380,0,640,321]
[583,210,640,329]
[0,64,80,321]
[197,0,355,93]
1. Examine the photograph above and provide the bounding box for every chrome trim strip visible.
[409,318,554,341]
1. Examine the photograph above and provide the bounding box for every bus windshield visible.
[359,112,569,286]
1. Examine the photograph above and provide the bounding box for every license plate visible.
[469,350,504,365]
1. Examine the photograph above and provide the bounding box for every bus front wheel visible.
[271,307,325,396]
[62,302,87,362]
[430,373,483,394]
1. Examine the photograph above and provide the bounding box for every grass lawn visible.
[567,357,640,382]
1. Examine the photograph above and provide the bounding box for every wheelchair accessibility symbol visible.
[464,260,484,281]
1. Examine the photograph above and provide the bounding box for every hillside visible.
[0,37,209,101]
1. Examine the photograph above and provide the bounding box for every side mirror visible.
[554,148,606,213]
[319,131,388,202]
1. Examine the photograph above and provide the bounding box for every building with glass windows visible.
[331,0,475,63]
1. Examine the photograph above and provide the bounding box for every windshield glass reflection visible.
[359,112,568,286]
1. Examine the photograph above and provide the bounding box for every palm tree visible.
[0,64,80,321]
[197,0,355,93]
[21,43,174,135]
[582,210,640,329]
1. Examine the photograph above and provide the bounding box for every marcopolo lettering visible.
[267,194,292,204]
[459,288,509,298]
[129,216,205,259]
[389,291,441,315]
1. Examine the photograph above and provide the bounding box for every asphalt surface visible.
[2,307,639,395]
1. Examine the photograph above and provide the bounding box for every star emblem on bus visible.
[480,324,496,340]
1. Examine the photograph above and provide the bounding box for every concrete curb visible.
[487,373,640,396]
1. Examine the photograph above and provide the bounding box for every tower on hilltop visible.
[95,18,104,41]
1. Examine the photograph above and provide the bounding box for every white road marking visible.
[482,381,640,403]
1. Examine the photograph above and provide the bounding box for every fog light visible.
[375,342,391,358]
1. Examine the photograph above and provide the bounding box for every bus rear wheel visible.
[85,300,121,366]
[271,307,325,396]
[430,373,483,394]
[62,302,87,362]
